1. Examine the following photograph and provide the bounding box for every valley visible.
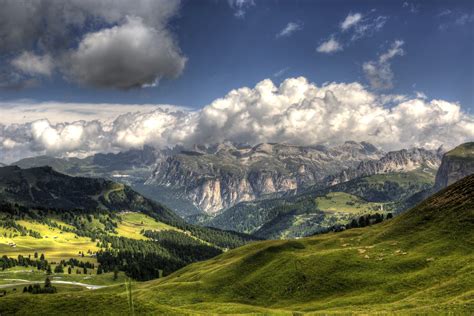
[10,141,444,237]
[0,142,472,314]
[0,173,472,314]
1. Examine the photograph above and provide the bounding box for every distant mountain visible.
[323,147,443,187]
[195,147,441,238]
[147,141,384,214]
[9,142,447,220]
[434,142,474,190]
[10,146,199,215]
[0,165,178,224]
[12,146,163,187]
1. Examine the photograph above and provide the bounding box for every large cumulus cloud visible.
[0,0,184,89]
[65,16,186,89]
[1,77,473,162]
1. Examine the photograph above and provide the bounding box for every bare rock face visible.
[325,147,444,187]
[147,141,384,214]
[434,142,474,190]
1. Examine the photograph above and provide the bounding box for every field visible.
[113,212,179,240]
[0,212,184,262]
[315,191,385,214]
[0,174,472,315]
[0,220,98,263]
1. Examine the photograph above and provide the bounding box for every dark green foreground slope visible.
[1,175,473,314]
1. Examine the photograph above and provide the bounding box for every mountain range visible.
[11,141,444,218]
[190,143,470,239]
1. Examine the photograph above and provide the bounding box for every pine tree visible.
[45,277,52,288]
[54,264,64,273]
[350,218,359,228]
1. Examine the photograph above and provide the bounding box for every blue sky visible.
[0,0,472,111]
[0,0,473,162]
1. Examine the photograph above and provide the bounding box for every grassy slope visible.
[113,212,180,240]
[0,221,99,263]
[0,211,190,264]
[446,142,474,159]
[1,175,473,315]
[315,191,383,214]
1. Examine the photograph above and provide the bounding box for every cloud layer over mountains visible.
[1,77,472,162]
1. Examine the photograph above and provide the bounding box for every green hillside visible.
[1,174,473,314]
[0,166,257,284]
[445,142,474,159]
[0,165,179,223]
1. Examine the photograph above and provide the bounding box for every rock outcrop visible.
[325,147,444,186]
[147,141,384,214]
[434,142,474,190]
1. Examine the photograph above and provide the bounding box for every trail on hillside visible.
[0,279,107,290]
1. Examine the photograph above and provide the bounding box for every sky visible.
[0,0,473,162]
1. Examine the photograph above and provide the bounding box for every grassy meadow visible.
[0,175,472,314]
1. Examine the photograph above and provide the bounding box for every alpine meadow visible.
[0,0,473,315]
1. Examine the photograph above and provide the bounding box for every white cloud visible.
[228,0,255,18]
[64,16,186,89]
[1,77,473,163]
[277,22,303,38]
[438,12,474,30]
[317,37,343,54]
[318,11,387,54]
[11,52,54,76]
[273,67,289,77]
[363,40,405,90]
[0,101,186,125]
[350,15,387,41]
[341,13,362,31]
[437,9,452,18]
[455,13,474,25]
[402,2,419,13]
[415,91,427,100]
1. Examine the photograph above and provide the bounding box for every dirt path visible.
[0,279,107,290]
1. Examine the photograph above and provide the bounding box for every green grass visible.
[315,192,384,214]
[366,169,436,185]
[446,142,474,158]
[0,220,98,263]
[1,175,473,314]
[114,212,179,240]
